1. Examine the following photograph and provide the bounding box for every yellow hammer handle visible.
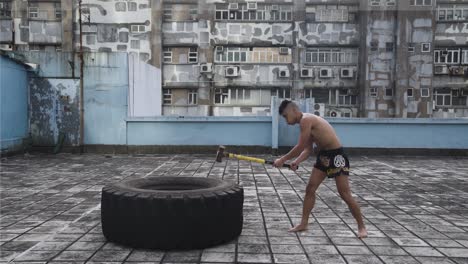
[228,153,266,164]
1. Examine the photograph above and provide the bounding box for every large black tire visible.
[101,177,243,250]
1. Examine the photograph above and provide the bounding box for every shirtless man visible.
[273,100,367,238]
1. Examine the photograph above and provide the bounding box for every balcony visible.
[212,22,293,46]
[29,21,62,44]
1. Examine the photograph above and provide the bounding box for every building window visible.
[189,6,197,20]
[421,88,430,97]
[407,88,414,97]
[188,89,198,105]
[315,5,349,22]
[163,48,172,63]
[163,5,172,20]
[462,49,468,64]
[370,41,378,51]
[188,47,198,63]
[163,89,172,104]
[115,2,126,12]
[370,87,378,98]
[271,88,291,99]
[434,90,451,106]
[215,89,229,104]
[305,48,358,64]
[385,88,394,97]
[438,6,468,21]
[0,1,12,17]
[54,3,62,19]
[305,89,313,99]
[386,42,394,52]
[215,4,292,21]
[131,25,146,33]
[434,49,460,64]
[231,89,251,104]
[421,43,431,53]
[29,3,39,18]
[128,2,137,11]
[410,0,432,6]
[408,43,415,52]
[338,90,357,105]
[130,40,140,49]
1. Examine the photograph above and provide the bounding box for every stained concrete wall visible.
[21,52,81,146]
[84,52,128,145]
[0,55,29,154]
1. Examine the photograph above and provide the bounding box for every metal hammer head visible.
[215,145,226,162]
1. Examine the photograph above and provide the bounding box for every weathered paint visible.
[80,0,152,62]
[17,52,81,146]
[29,77,80,146]
[0,55,29,153]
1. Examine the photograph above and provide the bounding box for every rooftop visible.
[1,153,468,263]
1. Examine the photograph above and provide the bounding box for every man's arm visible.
[277,118,313,164]
[294,145,312,164]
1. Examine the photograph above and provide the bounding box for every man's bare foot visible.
[358,227,368,238]
[288,223,308,232]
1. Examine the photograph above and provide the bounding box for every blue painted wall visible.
[0,56,29,153]
[127,116,272,146]
[84,53,128,145]
[276,117,468,149]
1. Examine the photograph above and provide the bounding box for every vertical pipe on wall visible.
[78,0,84,153]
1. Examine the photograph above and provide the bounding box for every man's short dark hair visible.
[279,100,292,115]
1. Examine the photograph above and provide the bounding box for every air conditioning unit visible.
[228,3,239,10]
[216,46,224,53]
[225,66,239,77]
[247,2,258,10]
[434,65,449,75]
[278,69,290,78]
[452,88,461,97]
[200,63,213,73]
[328,110,341,118]
[340,67,354,78]
[279,47,289,55]
[450,66,464,76]
[300,68,314,78]
[271,5,279,11]
[313,103,325,117]
[0,44,12,50]
[319,68,333,78]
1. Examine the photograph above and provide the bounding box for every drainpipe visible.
[78,0,84,153]
[11,20,15,50]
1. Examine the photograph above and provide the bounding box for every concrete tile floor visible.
[0,153,468,264]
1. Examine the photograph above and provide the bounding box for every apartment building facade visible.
[1,0,467,118]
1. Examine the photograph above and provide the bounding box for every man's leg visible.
[289,168,327,232]
[335,174,367,238]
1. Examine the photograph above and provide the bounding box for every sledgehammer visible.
[215,146,295,169]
